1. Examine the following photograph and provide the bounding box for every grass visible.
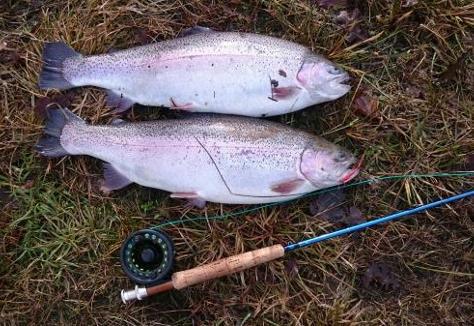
[1,0,473,324]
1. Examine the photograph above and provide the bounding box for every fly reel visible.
[120,229,174,285]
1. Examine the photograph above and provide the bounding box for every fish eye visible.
[328,66,342,75]
[334,152,348,163]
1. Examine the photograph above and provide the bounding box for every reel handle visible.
[122,244,285,303]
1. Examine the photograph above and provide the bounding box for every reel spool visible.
[120,229,174,285]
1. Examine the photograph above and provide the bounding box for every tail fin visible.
[38,42,81,90]
[35,108,84,157]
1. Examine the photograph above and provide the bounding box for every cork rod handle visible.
[171,244,285,290]
[145,244,286,297]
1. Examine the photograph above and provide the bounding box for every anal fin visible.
[106,90,135,113]
[187,198,206,209]
[100,163,133,193]
[170,192,206,208]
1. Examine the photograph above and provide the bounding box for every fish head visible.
[297,56,351,102]
[300,146,361,188]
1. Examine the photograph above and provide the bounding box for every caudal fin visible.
[38,42,81,90]
[35,108,84,157]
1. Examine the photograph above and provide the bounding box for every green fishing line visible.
[152,171,474,230]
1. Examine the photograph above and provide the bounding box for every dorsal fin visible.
[178,26,215,38]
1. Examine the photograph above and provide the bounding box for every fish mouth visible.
[340,156,363,184]
[335,73,350,84]
[335,73,351,86]
[329,73,351,94]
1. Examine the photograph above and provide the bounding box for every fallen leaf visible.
[0,50,22,65]
[31,0,44,8]
[439,53,468,82]
[461,34,474,49]
[0,188,12,204]
[20,180,35,190]
[352,88,380,120]
[34,91,75,118]
[333,9,367,44]
[346,26,369,44]
[346,206,366,225]
[315,0,348,9]
[362,262,400,291]
[256,266,277,284]
[309,190,346,218]
[285,258,299,277]
[403,0,418,7]
[462,154,474,171]
[334,8,360,25]
[134,27,155,45]
[321,207,347,223]
[405,84,425,99]
[309,191,366,226]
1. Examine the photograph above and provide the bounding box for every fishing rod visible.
[120,188,473,303]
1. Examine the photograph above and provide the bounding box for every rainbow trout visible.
[36,109,360,206]
[39,28,350,117]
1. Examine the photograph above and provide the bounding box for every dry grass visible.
[1,0,473,324]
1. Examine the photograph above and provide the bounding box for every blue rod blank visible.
[284,189,474,252]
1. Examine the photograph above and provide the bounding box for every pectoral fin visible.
[271,178,305,194]
[100,163,133,193]
[273,86,301,100]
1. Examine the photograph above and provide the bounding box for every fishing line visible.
[121,188,474,302]
[152,171,474,229]
[119,171,472,289]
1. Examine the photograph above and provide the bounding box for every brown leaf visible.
[309,191,366,227]
[0,188,12,204]
[334,8,360,25]
[405,84,425,99]
[403,0,418,7]
[285,258,299,277]
[0,50,22,66]
[439,53,468,82]
[315,0,348,9]
[462,154,474,171]
[352,89,380,120]
[134,27,155,45]
[309,190,346,219]
[31,0,44,8]
[333,9,367,44]
[20,180,34,190]
[346,206,366,225]
[346,26,369,44]
[34,91,75,118]
[362,262,400,291]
